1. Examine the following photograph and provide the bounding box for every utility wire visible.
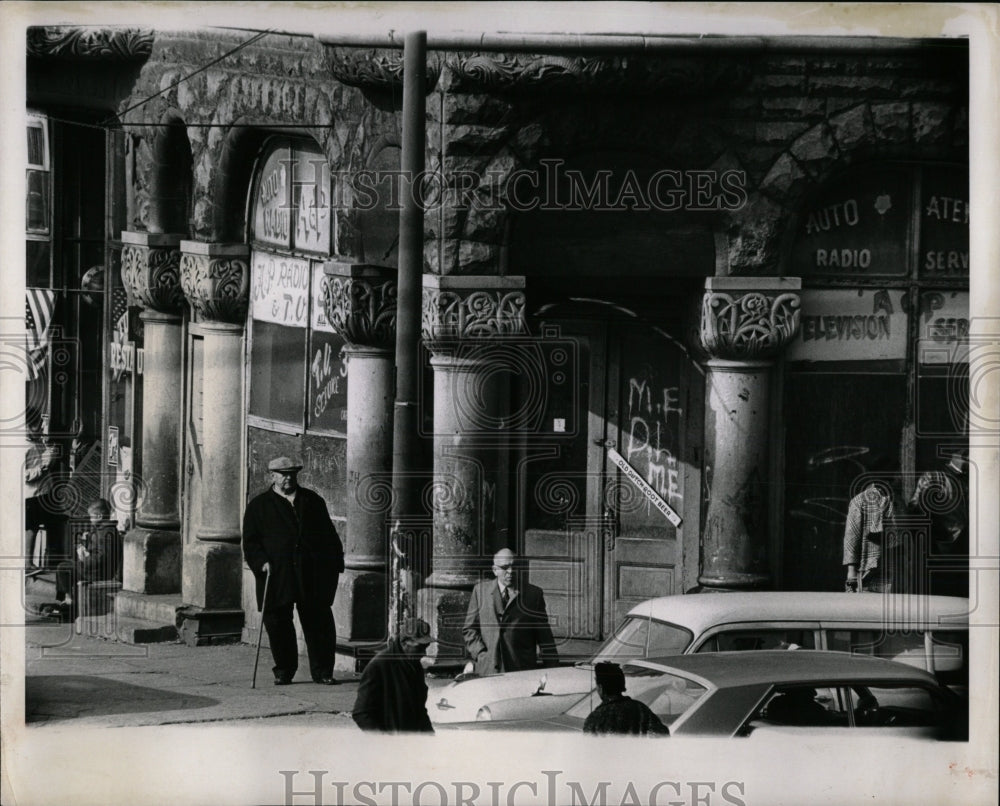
[99,29,273,128]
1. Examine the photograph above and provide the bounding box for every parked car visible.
[430,591,968,724]
[440,650,968,740]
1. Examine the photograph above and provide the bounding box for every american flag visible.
[25,287,56,380]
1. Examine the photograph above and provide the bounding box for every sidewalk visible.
[24,606,451,729]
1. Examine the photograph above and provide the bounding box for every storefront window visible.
[783,163,968,593]
[246,139,346,434]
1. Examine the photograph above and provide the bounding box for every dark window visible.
[248,319,306,428]
[697,628,816,653]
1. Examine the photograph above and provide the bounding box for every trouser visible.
[55,560,83,601]
[263,601,337,681]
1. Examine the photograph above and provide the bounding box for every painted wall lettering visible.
[801,314,890,342]
[815,248,871,269]
[805,198,859,234]
[250,252,310,327]
[923,250,969,273]
[924,195,969,224]
[625,376,683,507]
[310,340,345,419]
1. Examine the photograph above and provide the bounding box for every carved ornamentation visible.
[322,277,398,349]
[121,243,184,314]
[180,252,250,324]
[446,52,748,95]
[422,289,527,344]
[27,26,153,60]
[326,47,441,93]
[700,290,801,361]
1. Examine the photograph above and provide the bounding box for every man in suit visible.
[462,548,558,675]
[242,456,345,685]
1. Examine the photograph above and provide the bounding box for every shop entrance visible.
[520,314,698,641]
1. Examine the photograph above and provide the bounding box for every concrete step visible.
[115,590,185,625]
[75,614,179,644]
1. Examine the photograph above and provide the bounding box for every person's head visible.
[594,662,627,702]
[87,498,112,525]
[947,448,969,473]
[492,548,516,588]
[398,617,434,657]
[268,456,303,494]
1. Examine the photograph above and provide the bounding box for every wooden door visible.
[602,325,687,634]
[521,320,604,641]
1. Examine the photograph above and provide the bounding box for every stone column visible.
[418,275,525,664]
[177,240,250,644]
[323,261,397,642]
[119,231,185,595]
[698,277,801,590]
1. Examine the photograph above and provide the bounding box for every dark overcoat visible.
[463,579,559,675]
[242,486,344,609]
[351,639,434,733]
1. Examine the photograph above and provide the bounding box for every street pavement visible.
[24,607,450,729]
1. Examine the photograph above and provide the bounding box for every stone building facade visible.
[25,27,969,660]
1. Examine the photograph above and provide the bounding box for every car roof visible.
[626,591,968,634]
[631,650,940,688]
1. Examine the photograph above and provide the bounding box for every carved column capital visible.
[421,275,527,353]
[120,231,185,314]
[700,277,802,362]
[179,241,250,325]
[322,262,398,350]
[323,46,441,93]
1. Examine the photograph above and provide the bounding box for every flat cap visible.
[268,456,303,473]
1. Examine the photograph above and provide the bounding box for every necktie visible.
[501,588,509,607]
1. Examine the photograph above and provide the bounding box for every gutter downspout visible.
[389,30,426,637]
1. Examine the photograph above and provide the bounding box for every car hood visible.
[429,666,594,724]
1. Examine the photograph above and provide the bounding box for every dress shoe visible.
[313,676,339,685]
[274,675,293,686]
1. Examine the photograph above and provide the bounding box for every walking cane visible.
[251,568,270,689]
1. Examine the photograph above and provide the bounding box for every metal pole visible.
[388,31,427,640]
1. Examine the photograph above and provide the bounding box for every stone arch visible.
[722,99,967,276]
[201,119,346,244]
[147,111,193,234]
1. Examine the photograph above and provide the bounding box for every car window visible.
[827,629,927,669]
[592,617,693,662]
[929,631,968,688]
[696,629,817,653]
[647,620,695,657]
[593,616,649,661]
[566,667,708,726]
[848,685,944,728]
[754,686,849,727]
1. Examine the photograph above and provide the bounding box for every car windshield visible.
[566,666,709,725]
[586,616,693,665]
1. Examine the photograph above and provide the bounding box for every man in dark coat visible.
[352,617,435,733]
[584,662,670,736]
[463,548,558,676]
[242,456,345,685]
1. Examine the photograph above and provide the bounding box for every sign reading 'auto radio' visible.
[790,164,968,280]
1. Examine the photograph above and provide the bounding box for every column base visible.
[176,605,245,647]
[416,586,472,670]
[182,541,242,610]
[696,573,770,590]
[123,527,181,595]
[333,569,387,642]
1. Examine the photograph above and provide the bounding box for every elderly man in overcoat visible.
[242,456,345,685]
[463,548,558,675]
